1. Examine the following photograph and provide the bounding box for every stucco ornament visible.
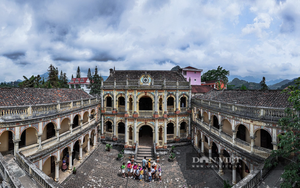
[140,74,152,85]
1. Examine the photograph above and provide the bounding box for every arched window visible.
[167,123,174,134]
[139,96,152,110]
[106,96,112,107]
[180,97,186,108]
[106,121,112,132]
[118,122,125,134]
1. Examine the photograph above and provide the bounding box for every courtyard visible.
[62,143,223,188]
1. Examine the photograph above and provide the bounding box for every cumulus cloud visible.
[0,0,299,82]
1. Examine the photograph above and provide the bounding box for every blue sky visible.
[0,0,299,82]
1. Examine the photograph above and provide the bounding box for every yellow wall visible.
[203,113,209,124]
[43,157,51,176]
[42,128,47,141]
[245,128,251,143]
[222,120,232,136]
[255,130,261,147]
[83,112,89,123]
[26,128,37,146]
[0,131,9,152]
[82,135,88,151]
[60,119,70,134]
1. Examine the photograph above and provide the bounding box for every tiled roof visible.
[184,66,197,69]
[68,77,91,84]
[105,70,186,82]
[194,90,290,108]
[0,88,93,106]
[192,85,214,93]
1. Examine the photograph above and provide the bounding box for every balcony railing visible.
[118,107,125,112]
[235,138,251,151]
[220,131,232,142]
[253,146,272,158]
[210,126,219,135]
[167,107,175,113]
[180,107,187,112]
[193,98,286,122]
[105,107,112,112]
[139,110,153,117]
[167,134,174,140]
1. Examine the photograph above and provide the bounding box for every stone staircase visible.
[136,146,154,164]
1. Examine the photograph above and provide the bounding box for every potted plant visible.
[117,153,124,161]
[73,167,76,174]
[105,144,112,151]
[171,146,175,153]
[168,152,176,162]
[120,148,124,154]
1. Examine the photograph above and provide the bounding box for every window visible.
[183,71,186,75]
[194,72,196,74]
[194,79,196,82]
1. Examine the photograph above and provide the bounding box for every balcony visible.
[139,110,153,117]
[105,107,112,112]
[118,106,125,112]
[180,107,187,112]
[167,134,174,140]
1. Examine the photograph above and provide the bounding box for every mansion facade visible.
[100,69,192,150]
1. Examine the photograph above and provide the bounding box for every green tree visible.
[89,66,102,95]
[202,66,230,87]
[240,84,247,90]
[76,66,81,78]
[87,68,92,79]
[171,65,181,71]
[266,77,300,188]
[19,75,41,88]
[47,64,59,88]
[260,77,268,91]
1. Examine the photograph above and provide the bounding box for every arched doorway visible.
[20,127,37,148]
[167,97,174,112]
[43,156,56,179]
[0,131,14,154]
[139,96,153,110]
[73,115,80,129]
[236,124,250,143]
[213,116,219,129]
[72,140,80,165]
[180,122,187,138]
[60,118,70,134]
[118,96,125,112]
[60,147,70,172]
[138,125,153,146]
[106,96,112,107]
[180,96,186,108]
[42,123,56,141]
[83,112,89,124]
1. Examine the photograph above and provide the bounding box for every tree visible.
[87,68,92,79]
[171,65,181,71]
[266,77,300,188]
[47,64,59,88]
[19,75,41,88]
[89,66,102,95]
[202,66,230,87]
[260,77,268,91]
[76,66,81,78]
[240,84,247,90]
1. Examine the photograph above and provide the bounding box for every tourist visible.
[147,159,151,171]
[135,164,140,179]
[142,156,147,169]
[148,168,152,182]
[144,166,148,181]
[158,165,162,182]
[126,161,131,178]
[121,162,126,178]
[133,162,138,177]
[62,157,67,172]
[130,162,134,178]
[139,166,144,181]
[151,165,156,181]
[153,162,157,176]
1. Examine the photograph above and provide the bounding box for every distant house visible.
[179,66,203,85]
[201,80,226,90]
[191,85,214,96]
[68,77,91,93]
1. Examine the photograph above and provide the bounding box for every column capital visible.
[250,136,255,140]
[232,130,236,133]
[13,139,20,143]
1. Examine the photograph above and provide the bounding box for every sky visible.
[0,0,299,82]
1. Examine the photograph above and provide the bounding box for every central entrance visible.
[139,125,153,146]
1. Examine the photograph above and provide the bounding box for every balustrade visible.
[167,134,174,140]
[118,107,125,112]
[139,110,153,117]
[235,138,251,151]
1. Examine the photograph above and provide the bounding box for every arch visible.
[103,93,113,100]
[167,96,175,107]
[212,142,219,159]
[105,96,112,107]
[212,115,219,129]
[42,156,57,178]
[221,119,232,136]
[138,96,153,110]
[42,122,56,142]
[118,122,125,134]
[60,147,71,172]
[0,130,14,153]
[82,111,89,124]
[82,134,89,152]
[254,129,272,150]
[90,129,96,146]
[91,109,95,115]
[19,127,38,148]
[237,160,250,179]
[137,123,155,131]
[116,92,125,99]
[137,92,155,101]
[180,96,187,108]
[129,127,133,140]
[105,121,113,132]
[180,121,187,135]
[138,125,153,147]
[179,93,189,100]
[203,112,209,124]
[118,96,125,106]
[236,124,251,143]
[73,114,80,129]
[60,118,70,134]
[128,97,133,111]
[167,123,174,134]
[72,140,80,161]
[159,98,163,111]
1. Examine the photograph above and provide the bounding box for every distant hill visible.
[228,78,261,90]
[269,79,292,90]
[279,78,298,90]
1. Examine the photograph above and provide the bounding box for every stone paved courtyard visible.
[62,143,223,188]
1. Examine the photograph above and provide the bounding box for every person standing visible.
[142,157,147,170]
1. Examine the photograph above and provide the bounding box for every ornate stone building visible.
[0,88,99,186]
[191,90,289,185]
[100,69,192,151]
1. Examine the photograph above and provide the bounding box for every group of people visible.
[120,157,162,183]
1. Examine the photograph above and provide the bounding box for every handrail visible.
[134,142,138,161]
[153,141,157,161]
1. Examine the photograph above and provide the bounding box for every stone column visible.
[134,90,137,113]
[125,118,128,146]
[101,86,104,110]
[134,119,137,144]
[55,161,60,181]
[87,136,90,153]
[176,116,179,137]
[79,144,83,161]
[188,116,191,137]
[69,123,73,135]
[68,148,73,171]
[13,140,19,156]
[189,90,191,108]
[93,133,97,147]
[155,119,158,144]
[56,129,60,142]
[176,90,179,111]
[201,138,204,154]
[218,153,224,175]
[164,120,167,147]
[195,134,198,147]
[232,163,237,185]
[113,90,116,110]
[219,124,222,136]
[232,130,236,145]
[164,90,167,114]
[208,145,212,162]
[101,115,104,135]
[38,135,42,150]
[113,116,117,137]
[250,136,255,153]
[154,90,158,113]
[125,90,128,112]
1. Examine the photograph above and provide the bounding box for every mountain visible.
[268,79,291,90]
[228,75,260,83]
[228,78,261,90]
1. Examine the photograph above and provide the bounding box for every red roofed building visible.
[201,80,226,90]
[179,66,203,85]
[191,85,214,96]
[68,77,91,93]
